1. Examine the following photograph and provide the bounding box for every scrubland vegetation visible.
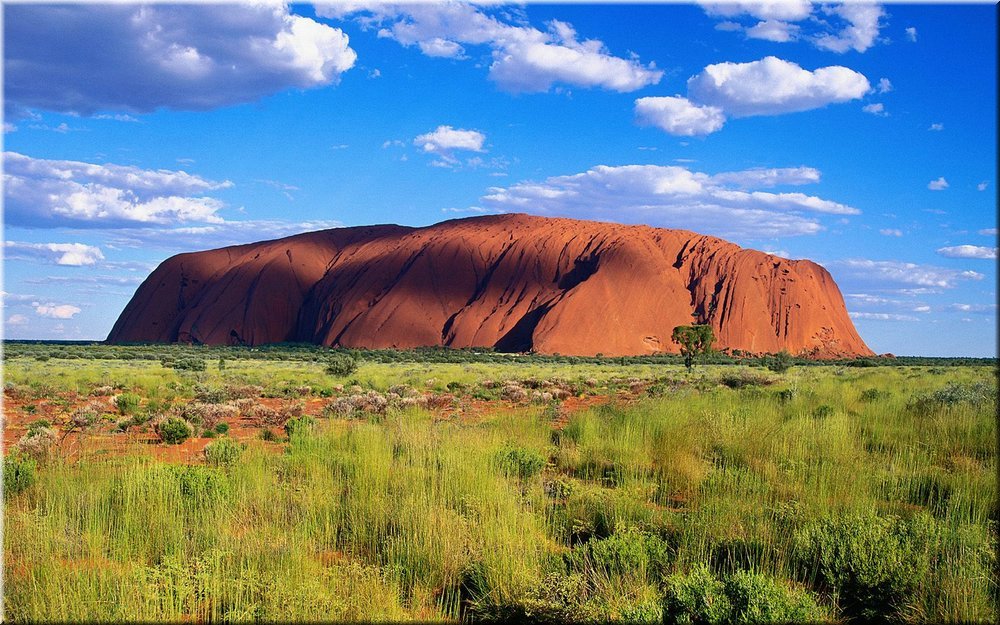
[2,343,997,623]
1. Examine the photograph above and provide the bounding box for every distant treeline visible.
[2,340,995,367]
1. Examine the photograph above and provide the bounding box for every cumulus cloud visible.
[862,103,887,116]
[3,152,232,228]
[5,3,356,117]
[905,26,917,42]
[687,57,870,118]
[745,19,800,42]
[978,228,997,236]
[814,3,885,53]
[634,97,725,137]
[936,245,997,260]
[927,177,949,191]
[6,314,29,327]
[833,258,984,288]
[4,241,105,266]
[701,1,885,53]
[33,302,82,319]
[637,57,869,136]
[879,229,903,237]
[414,125,485,155]
[977,181,988,191]
[928,123,944,131]
[949,303,997,313]
[320,2,662,93]
[479,163,858,239]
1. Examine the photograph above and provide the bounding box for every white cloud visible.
[814,3,885,53]
[906,27,918,42]
[638,57,869,137]
[701,1,884,53]
[33,302,82,319]
[863,103,887,116]
[3,152,232,228]
[949,303,997,313]
[746,19,799,42]
[978,228,997,236]
[4,241,105,266]
[879,228,902,237]
[686,57,870,118]
[928,123,944,131]
[634,96,726,137]
[103,219,344,252]
[849,312,919,322]
[833,258,984,288]
[977,181,988,191]
[415,125,485,153]
[927,177,949,191]
[876,78,892,93]
[700,1,813,22]
[5,4,356,117]
[6,314,29,327]
[3,122,16,133]
[480,163,858,239]
[936,245,997,260]
[322,3,662,93]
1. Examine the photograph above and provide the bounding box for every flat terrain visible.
[3,347,996,623]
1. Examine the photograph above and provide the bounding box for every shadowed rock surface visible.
[107,214,872,357]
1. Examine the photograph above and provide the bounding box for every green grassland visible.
[2,346,997,623]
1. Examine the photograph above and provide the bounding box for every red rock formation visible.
[107,214,872,357]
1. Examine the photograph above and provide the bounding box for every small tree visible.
[671,324,715,371]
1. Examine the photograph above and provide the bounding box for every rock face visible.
[107,214,872,357]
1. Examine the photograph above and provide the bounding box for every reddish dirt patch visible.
[3,388,640,465]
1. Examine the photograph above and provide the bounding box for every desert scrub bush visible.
[325,354,359,377]
[812,404,835,419]
[16,425,58,462]
[171,357,206,372]
[564,527,672,584]
[718,370,773,389]
[763,350,794,373]
[859,387,890,402]
[284,415,317,439]
[908,381,996,413]
[3,452,37,497]
[663,564,828,624]
[495,443,547,480]
[154,417,193,445]
[114,392,142,415]
[792,512,936,622]
[203,437,245,466]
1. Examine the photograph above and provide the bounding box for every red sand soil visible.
[108,213,871,358]
[3,390,624,465]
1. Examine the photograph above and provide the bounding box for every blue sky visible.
[2,1,996,356]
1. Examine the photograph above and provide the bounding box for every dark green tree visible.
[671,324,715,371]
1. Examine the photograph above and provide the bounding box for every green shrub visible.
[793,512,936,622]
[860,388,890,402]
[204,437,245,466]
[495,443,546,479]
[214,422,230,435]
[564,527,671,583]
[812,404,834,419]
[172,358,206,372]
[201,429,217,438]
[719,371,773,389]
[3,453,37,497]
[765,350,794,373]
[775,388,797,403]
[663,564,827,624]
[261,428,278,442]
[325,354,358,377]
[155,417,193,445]
[284,415,316,439]
[908,381,996,412]
[115,393,141,415]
